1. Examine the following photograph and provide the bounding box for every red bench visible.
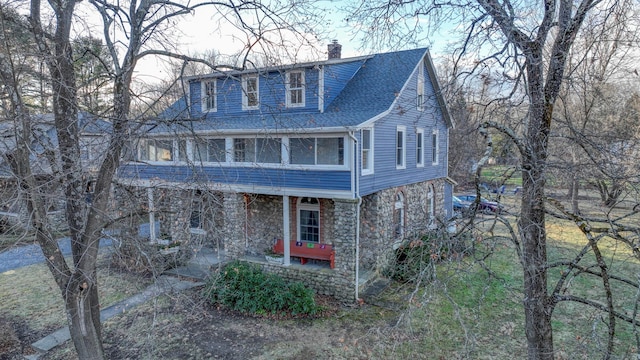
[272,239,335,269]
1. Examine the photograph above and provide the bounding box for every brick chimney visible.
[328,40,342,60]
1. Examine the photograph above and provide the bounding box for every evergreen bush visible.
[203,261,320,316]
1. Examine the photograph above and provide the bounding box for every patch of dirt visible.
[0,314,48,360]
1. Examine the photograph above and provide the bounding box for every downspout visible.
[348,130,362,301]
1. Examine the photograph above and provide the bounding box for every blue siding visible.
[358,57,449,196]
[190,68,321,118]
[322,61,364,110]
[118,164,351,192]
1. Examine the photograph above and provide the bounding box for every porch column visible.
[283,195,291,266]
[333,198,359,299]
[222,192,245,259]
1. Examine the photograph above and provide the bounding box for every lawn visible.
[2,189,639,359]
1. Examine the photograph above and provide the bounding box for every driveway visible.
[0,237,113,273]
[0,222,158,273]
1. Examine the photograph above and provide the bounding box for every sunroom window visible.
[290,137,344,165]
[138,139,173,162]
[233,138,281,163]
[194,138,226,163]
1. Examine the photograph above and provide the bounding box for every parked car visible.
[452,195,471,216]
[456,194,504,214]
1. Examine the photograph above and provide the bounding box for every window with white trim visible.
[361,128,373,174]
[394,192,405,240]
[138,139,173,162]
[194,138,226,163]
[286,71,305,107]
[298,197,320,242]
[233,138,281,163]
[242,75,259,109]
[396,126,406,169]
[416,128,424,167]
[201,80,216,112]
[177,139,187,162]
[431,129,439,165]
[290,137,344,165]
[427,184,435,228]
[417,59,425,111]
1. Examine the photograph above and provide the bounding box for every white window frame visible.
[233,137,282,164]
[193,138,227,164]
[396,126,406,169]
[394,192,405,242]
[416,128,424,167]
[289,136,345,168]
[432,129,439,165]
[242,75,259,110]
[417,59,425,111]
[201,80,216,112]
[286,71,305,108]
[427,184,435,229]
[138,138,174,162]
[298,197,320,243]
[361,128,374,175]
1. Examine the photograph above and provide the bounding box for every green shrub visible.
[203,261,320,316]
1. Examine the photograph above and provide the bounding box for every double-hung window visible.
[298,197,320,242]
[416,128,424,167]
[286,71,305,107]
[396,126,406,169]
[202,80,216,112]
[432,129,439,165]
[361,128,373,174]
[242,75,259,110]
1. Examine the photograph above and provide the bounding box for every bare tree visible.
[347,0,637,358]
[4,0,326,358]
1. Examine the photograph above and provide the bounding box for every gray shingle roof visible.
[154,48,429,135]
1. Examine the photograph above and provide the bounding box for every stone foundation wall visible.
[359,179,448,272]
[258,262,354,301]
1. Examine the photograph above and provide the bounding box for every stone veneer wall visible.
[244,194,283,255]
[222,192,246,259]
[244,197,358,301]
[359,179,447,272]
[258,262,354,301]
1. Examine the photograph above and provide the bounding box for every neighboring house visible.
[115,44,455,301]
[0,112,111,230]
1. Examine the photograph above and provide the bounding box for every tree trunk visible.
[570,177,580,215]
[65,276,105,359]
[520,163,554,359]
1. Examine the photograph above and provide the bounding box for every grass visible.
[0,253,152,333]
[480,165,522,187]
[4,187,640,359]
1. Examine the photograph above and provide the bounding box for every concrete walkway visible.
[26,276,204,359]
[25,247,226,359]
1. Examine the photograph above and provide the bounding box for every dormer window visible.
[242,75,259,110]
[286,71,305,107]
[201,80,216,112]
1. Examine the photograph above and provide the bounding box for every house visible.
[114,44,455,301]
[0,112,112,231]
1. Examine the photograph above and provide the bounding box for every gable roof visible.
[152,47,451,135]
